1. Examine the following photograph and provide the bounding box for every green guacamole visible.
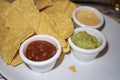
[71,31,102,49]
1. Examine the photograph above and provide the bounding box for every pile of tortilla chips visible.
[0,0,78,66]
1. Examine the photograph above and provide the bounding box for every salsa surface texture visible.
[25,40,57,61]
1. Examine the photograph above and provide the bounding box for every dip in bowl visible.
[68,28,106,62]
[72,6,104,29]
[19,34,61,73]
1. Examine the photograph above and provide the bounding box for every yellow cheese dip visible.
[76,10,100,26]
[71,31,102,49]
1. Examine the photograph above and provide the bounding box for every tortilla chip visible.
[43,11,74,39]
[53,12,74,39]
[44,0,69,12]
[0,0,11,17]
[63,43,70,53]
[0,0,76,66]
[48,0,53,6]
[52,0,69,2]
[37,12,72,53]
[12,0,40,32]
[36,12,56,35]
[0,7,34,64]
[65,2,78,17]
[41,1,74,39]
[0,18,9,54]
[11,54,23,67]
[69,65,76,72]
[37,12,67,47]
[35,0,53,10]
[37,0,75,53]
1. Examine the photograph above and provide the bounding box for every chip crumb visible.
[68,65,76,72]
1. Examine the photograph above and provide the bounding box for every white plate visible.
[0,15,120,80]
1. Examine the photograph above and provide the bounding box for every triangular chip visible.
[52,0,69,2]
[68,65,76,72]
[37,12,66,46]
[37,1,75,53]
[0,0,77,66]
[43,0,69,13]
[65,2,78,17]
[37,12,70,53]
[0,18,9,54]
[42,1,74,39]
[0,7,34,64]
[35,0,53,10]
[53,12,74,39]
[12,0,40,32]
[11,54,23,67]
[0,0,11,17]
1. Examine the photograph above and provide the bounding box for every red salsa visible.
[25,40,57,61]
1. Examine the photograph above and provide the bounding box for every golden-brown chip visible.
[68,65,76,72]
[37,12,67,47]
[36,12,69,52]
[44,0,69,12]
[37,1,75,53]
[52,0,69,2]
[65,2,78,17]
[35,0,53,10]
[0,18,9,54]
[11,54,23,67]
[0,7,34,64]
[12,0,40,32]
[62,43,70,53]
[0,0,11,17]
[53,12,74,39]
[42,11,74,39]
[0,0,77,66]
[41,1,75,39]
[48,0,53,6]
[36,12,56,35]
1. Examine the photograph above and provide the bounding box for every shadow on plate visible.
[97,19,105,31]
[96,41,109,58]
[54,52,66,69]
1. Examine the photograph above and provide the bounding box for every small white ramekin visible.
[72,6,104,29]
[19,34,61,73]
[68,28,106,62]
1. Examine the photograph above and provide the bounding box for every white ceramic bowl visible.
[68,28,106,62]
[72,6,104,29]
[19,34,61,73]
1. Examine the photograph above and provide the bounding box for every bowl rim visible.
[68,28,106,55]
[72,6,104,28]
[19,34,61,66]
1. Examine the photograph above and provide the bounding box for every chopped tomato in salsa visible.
[25,40,57,61]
